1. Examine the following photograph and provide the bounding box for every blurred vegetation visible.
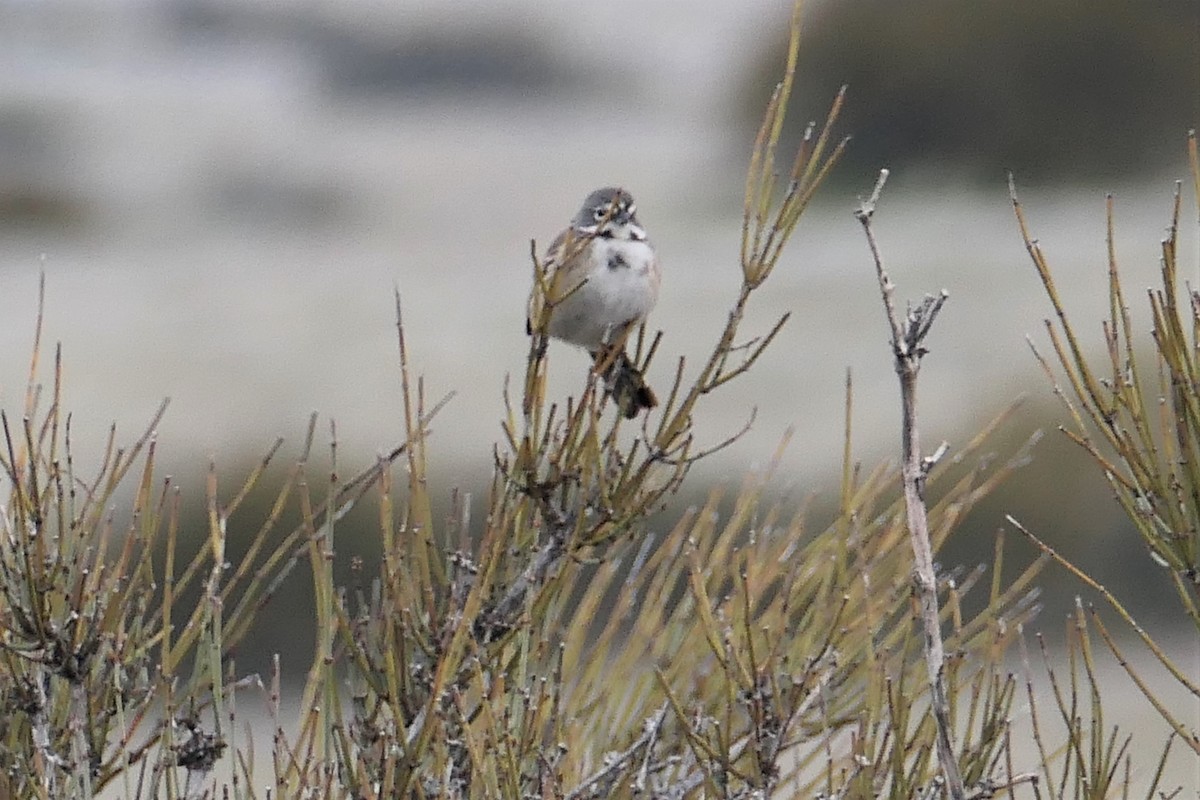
[744,0,1199,186]
[169,3,582,99]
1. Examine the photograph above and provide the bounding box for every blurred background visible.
[0,0,1197,764]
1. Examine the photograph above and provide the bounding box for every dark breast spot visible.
[607,252,628,270]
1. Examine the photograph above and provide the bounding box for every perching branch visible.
[855,168,963,800]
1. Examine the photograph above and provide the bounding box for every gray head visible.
[571,187,645,240]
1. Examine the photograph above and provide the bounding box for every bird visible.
[528,187,661,418]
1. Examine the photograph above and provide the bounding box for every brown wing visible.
[526,228,588,336]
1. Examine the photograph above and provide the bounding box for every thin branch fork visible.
[564,704,669,800]
[856,169,964,800]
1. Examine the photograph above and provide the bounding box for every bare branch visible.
[856,170,965,800]
[564,705,669,800]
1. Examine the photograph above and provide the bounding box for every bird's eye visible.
[592,207,607,220]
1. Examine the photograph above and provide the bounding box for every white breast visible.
[548,237,659,350]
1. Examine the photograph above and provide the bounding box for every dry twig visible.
[855,168,964,800]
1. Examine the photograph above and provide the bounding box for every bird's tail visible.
[594,348,657,419]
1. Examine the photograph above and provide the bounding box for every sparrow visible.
[528,187,661,418]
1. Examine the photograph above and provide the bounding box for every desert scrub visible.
[0,3,1193,799]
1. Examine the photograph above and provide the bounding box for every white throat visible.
[579,220,646,241]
